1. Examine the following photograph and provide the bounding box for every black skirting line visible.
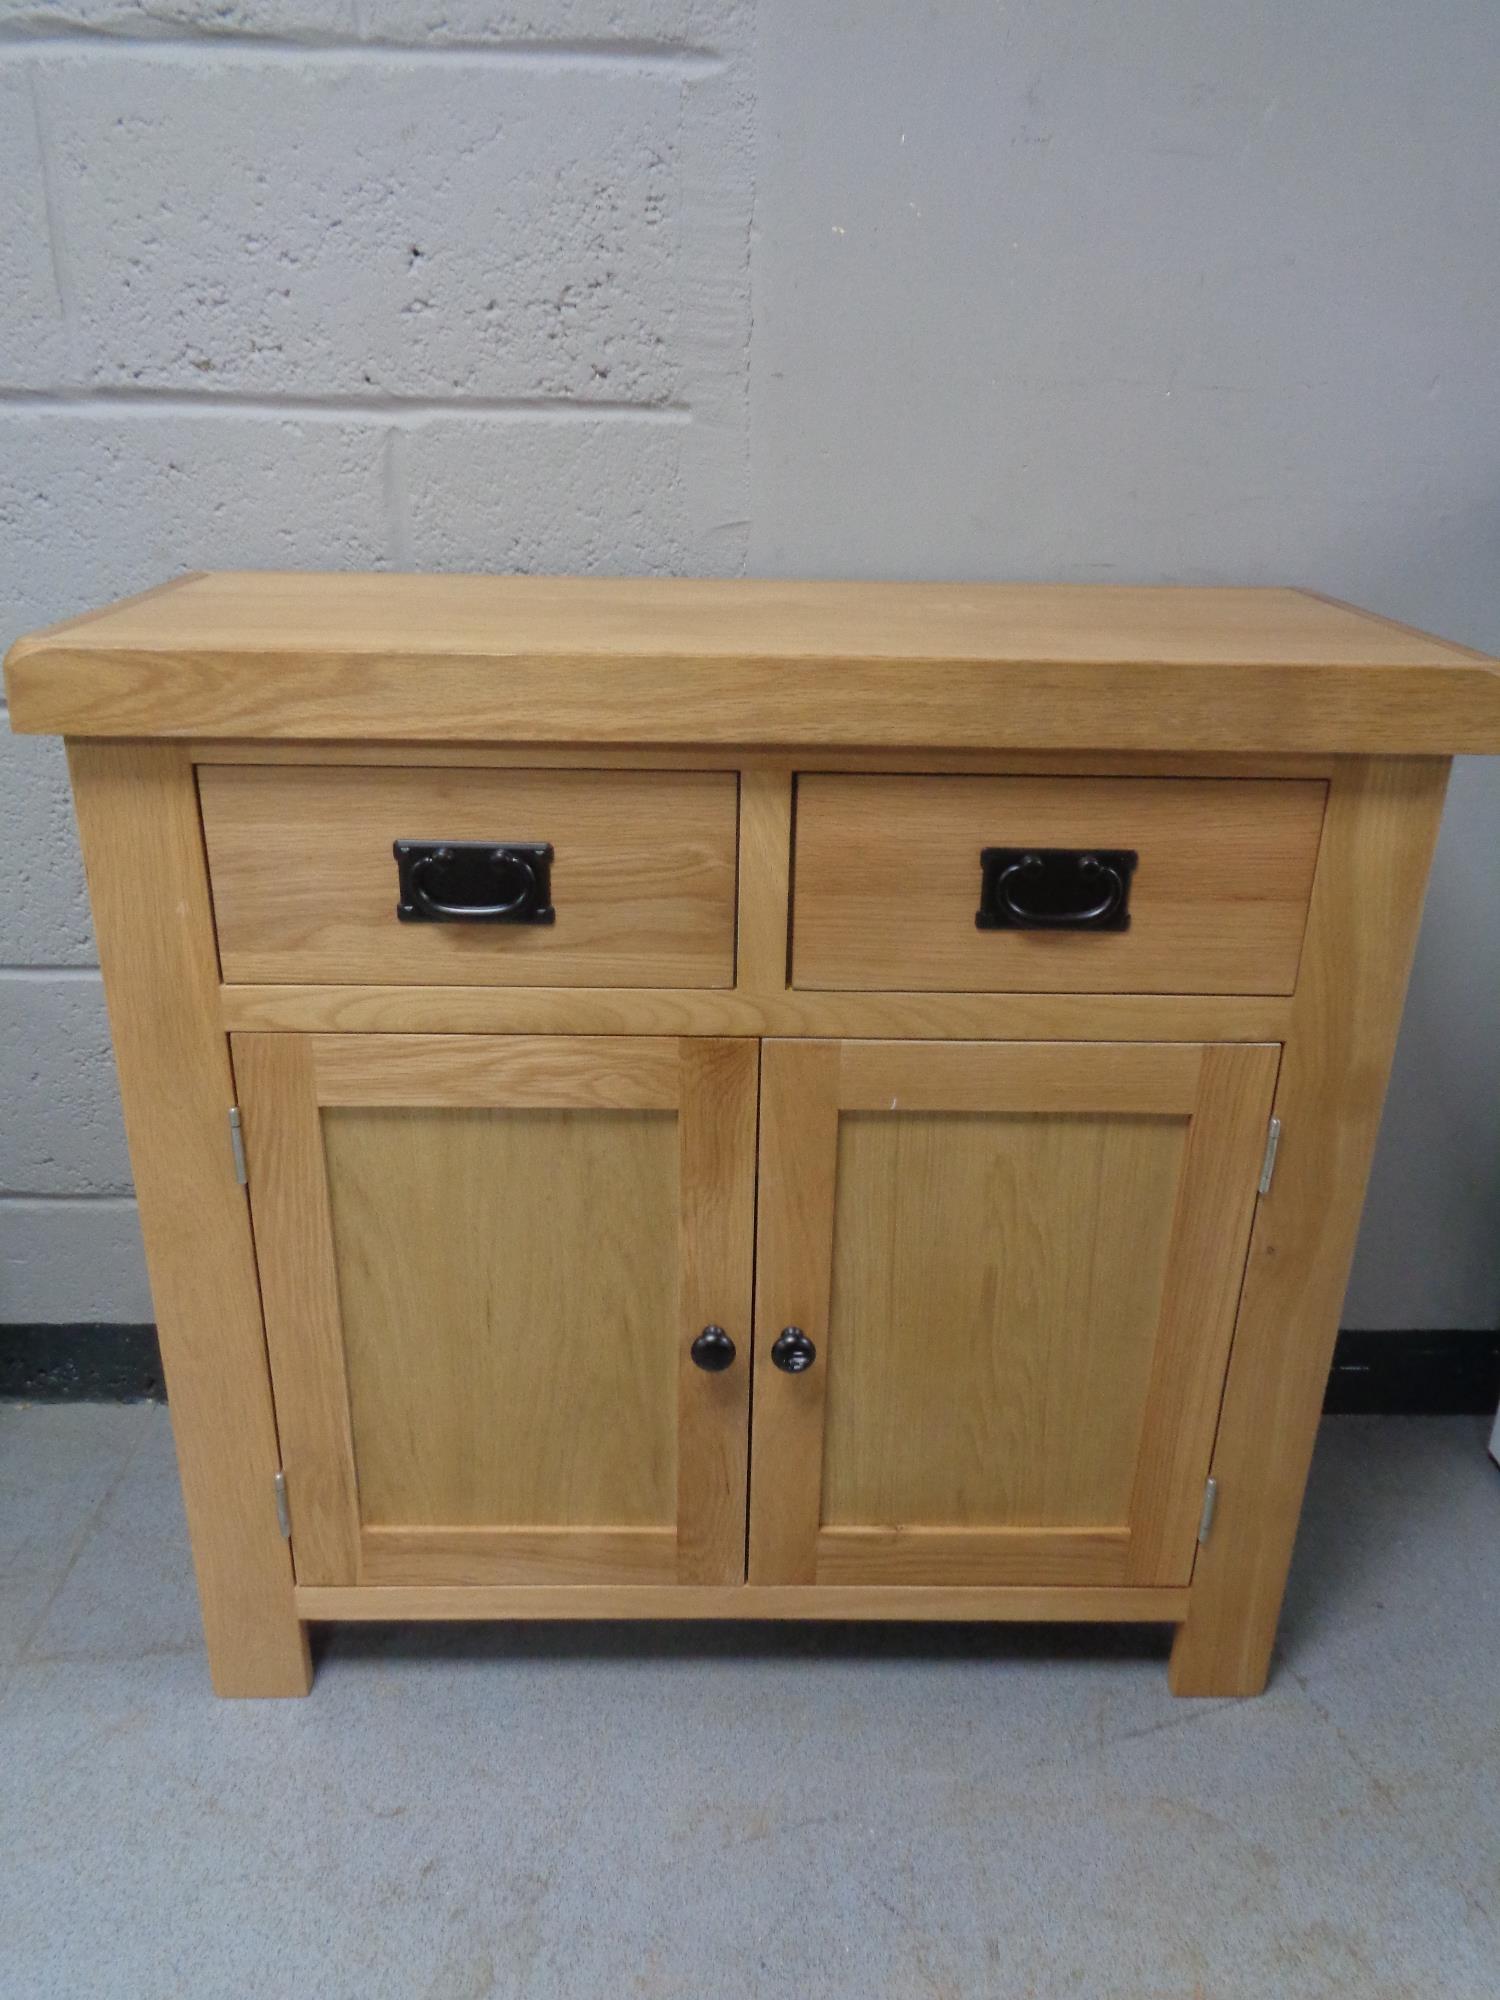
[0,1324,165,1402]
[1322,1329,1500,1416]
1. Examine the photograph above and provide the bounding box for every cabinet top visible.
[7,570,1500,752]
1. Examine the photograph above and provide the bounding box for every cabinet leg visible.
[205,1611,313,1700]
[182,1407,312,1698]
[1167,1595,1273,1699]
[1167,758,1452,1701]
[68,744,315,1700]
[163,1345,314,1699]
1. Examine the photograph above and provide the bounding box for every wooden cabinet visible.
[9,573,1499,1698]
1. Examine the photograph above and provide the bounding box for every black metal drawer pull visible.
[394,840,555,925]
[770,1326,817,1374]
[976,847,1137,932]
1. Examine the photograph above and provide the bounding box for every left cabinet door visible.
[234,1034,758,1589]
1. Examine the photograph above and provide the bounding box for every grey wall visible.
[747,3,1500,1330]
[2,0,1497,1332]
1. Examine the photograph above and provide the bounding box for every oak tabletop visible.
[8,571,1499,751]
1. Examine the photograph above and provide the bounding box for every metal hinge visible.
[1197,1475,1219,1546]
[228,1106,248,1186]
[273,1470,291,1540]
[1257,1115,1281,1196]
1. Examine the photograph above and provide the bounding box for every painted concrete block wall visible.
[3,0,1498,1335]
[0,0,753,1321]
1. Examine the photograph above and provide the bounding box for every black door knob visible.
[771,1326,817,1374]
[690,1324,736,1372]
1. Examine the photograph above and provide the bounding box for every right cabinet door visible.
[749,1040,1279,1589]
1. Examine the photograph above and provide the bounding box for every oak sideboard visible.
[8,573,1499,1698]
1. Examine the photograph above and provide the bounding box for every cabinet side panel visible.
[66,742,310,1696]
[1170,757,1451,1695]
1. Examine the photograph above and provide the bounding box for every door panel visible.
[325,1104,679,1530]
[749,1040,1278,1589]
[821,1107,1186,1530]
[236,1033,757,1588]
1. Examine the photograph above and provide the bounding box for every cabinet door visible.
[235,1034,757,1589]
[749,1040,1278,1589]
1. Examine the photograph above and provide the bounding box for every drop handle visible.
[976,847,1137,932]
[689,1325,736,1372]
[770,1326,817,1374]
[394,839,556,925]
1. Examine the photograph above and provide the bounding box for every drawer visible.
[792,773,1326,994]
[200,764,738,987]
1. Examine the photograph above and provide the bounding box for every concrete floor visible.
[1,1409,1496,1999]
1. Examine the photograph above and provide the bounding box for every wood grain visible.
[674,1039,758,1584]
[19,574,1481,667]
[11,575,1498,748]
[836,1038,1204,1113]
[735,765,794,994]
[67,745,310,1695]
[747,1042,841,1585]
[815,1527,1131,1586]
[233,1034,363,1585]
[199,763,738,988]
[794,774,1326,994]
[324,1100,680,1537]
[220,982,1295,1044]
[360,1527,677,1586]
[1122,1044,1280,1584]
[752,1038,1278,1592]
[237,1032,756,1593]
[1170,758,1451,1695]
[296,1581,1191,1622]
[191,742,1340,779]
[818,1105,1186,1539]
[310,1033,682,1108]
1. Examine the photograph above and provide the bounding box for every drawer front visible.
[201,764,738,987]
[792,774,1326,994]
